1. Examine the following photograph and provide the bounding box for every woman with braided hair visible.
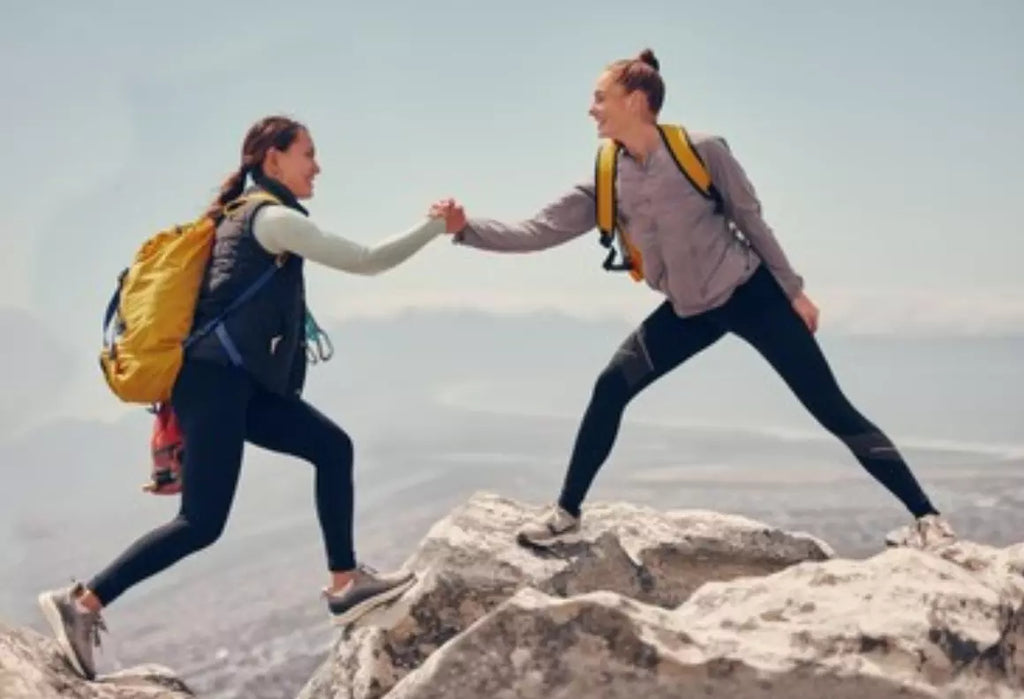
[38,115,466,679]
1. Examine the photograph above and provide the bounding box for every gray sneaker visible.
[37,582,108,680]
[885,514,958,551]
[325,564,416,626]
[516,504,581,548]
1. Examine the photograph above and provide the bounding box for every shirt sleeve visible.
[252,205,445,276]
[699,138,805,299]
[453,182,597,252]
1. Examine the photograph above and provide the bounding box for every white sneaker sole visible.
[330,576,416,627]
[516,528,582,548]
[37,592,91,680]
[885,534,957,550]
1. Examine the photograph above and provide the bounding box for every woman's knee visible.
[591,366,631,407]
[314,426,354,475]
[179,514,227,551]
[807,392,874,442]
[332,428,353,465]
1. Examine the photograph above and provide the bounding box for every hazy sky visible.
[4,0,1023,329]
[1,0,1022,429]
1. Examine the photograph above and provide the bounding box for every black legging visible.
[557,264,939,520]
[88,360,356,606]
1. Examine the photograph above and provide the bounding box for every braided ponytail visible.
[204,163,249,220]
[204,115,305,221]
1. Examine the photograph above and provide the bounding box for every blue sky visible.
[1,0,1021,381]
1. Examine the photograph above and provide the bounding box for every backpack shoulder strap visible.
[594,138,620,238]
[182,191,288,350]
[226,190,289,264]
[222,190,282,220]
[593,139,644,281]
[657,124,724,213]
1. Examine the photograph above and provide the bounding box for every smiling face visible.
[588,69,654,141]
[262,127,320,199]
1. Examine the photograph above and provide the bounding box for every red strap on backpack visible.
[144,402,184,495]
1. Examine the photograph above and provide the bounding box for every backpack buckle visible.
[599,230,636,273]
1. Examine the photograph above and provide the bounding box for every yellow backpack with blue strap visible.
[99,192,281,404]
[595,123,725,281]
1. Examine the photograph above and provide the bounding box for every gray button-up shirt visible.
[454,131,804,317]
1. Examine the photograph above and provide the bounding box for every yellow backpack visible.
[99,192,280,404]
[595,123,725,281]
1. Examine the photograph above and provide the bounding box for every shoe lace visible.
[88,613,108,649]
[69,579,108,650]
[551,505,576,526]
[322,564,378,599]
[900,518,927,546]
[921,516,955,542]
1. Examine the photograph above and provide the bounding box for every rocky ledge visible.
[298,492,1023,698]
[3,492,1021,699]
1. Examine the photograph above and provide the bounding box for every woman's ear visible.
[626,90,645,114]
[262,149,279,179]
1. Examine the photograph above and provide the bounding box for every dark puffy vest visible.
[185,185,308,397]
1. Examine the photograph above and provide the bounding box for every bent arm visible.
[454,183,597,252]
[700,138,805,299]
[253,206,445,276]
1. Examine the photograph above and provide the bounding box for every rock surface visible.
[299,492,1024,699]
[385,543,1024,699]
[6,491,1022,699]
[298,491,837,698]
[0,620,193,699]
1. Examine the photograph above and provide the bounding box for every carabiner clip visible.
[304,310,334,364]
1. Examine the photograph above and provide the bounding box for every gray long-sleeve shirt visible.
[454,132,804,317]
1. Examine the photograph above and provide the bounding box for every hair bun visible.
[637,48,659,71]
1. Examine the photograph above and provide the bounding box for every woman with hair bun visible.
[449,49,955,554]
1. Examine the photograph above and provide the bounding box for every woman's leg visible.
[556,301,727,518]
[244,390,356,575]
[724,268,939,518]
[244,388,415,624]
[86,361,252,606]
[38,361,251,679]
